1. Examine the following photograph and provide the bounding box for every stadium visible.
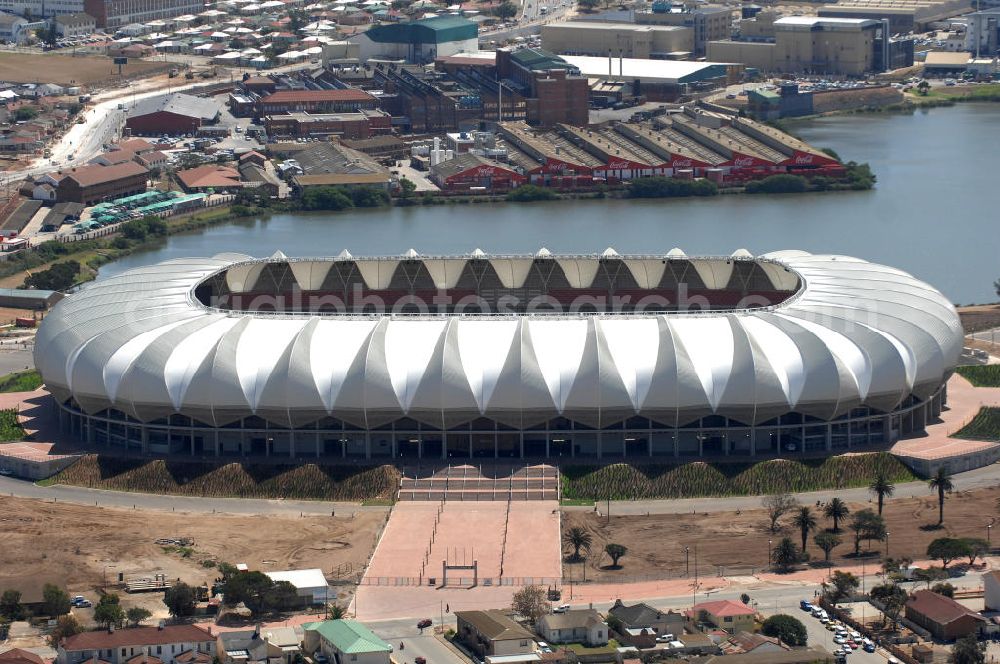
[35,249,962,461]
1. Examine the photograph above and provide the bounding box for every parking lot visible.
[774,598,894,664]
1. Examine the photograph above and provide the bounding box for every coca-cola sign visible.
[474,166,497,177]
[672,158,693,168]
[794,154,815,165]
[606,159,632,171]
[733,156,756,169]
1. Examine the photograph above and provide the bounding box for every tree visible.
[814,532,842,563]
[744,174,808,194]
[578,0,599,9]
[917,80,931,96]
[494,1,517,18]
[563,527,593,561]
[868,472,895,516]
[849,509,885,554]
[14,107,38,122]
[301,186,354,211]
[761,614,807,646]
[264,581,298,613]
[48,614,82,648]
[772,537,800,572]
[870,583,907,631]
[913,566,949,589]
[823,498,849,533]
[327,604,346,620]
[397,177,416,199]
[126,607,152,626]
[604,543,627,568]
[23,260,80,291]
[93,595,125,630]
[0,590,24,621]
[506,185,558,202]
[950,633,985,664]
[928,467,954,525]
[961,538,989,566]
[511,585,548,624]
[791,506,817,554]
[163,582,197,619]
[740,593,751,606]
[42,584,71,617]
[927,538,970,569]
[826,570,859,603]
[931,582,955,598]
[349,187,390,208]
[217,562,240,581]
[763,493,797,533]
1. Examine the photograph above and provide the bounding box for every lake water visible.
[97,103,1000,304]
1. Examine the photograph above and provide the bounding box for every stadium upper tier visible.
[34,250,962,459]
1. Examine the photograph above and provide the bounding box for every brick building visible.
[54,161,148,204]
[905,590,988,641]
[58,625,215,664]
[256,89,378,116]
[126,94,220,136]
[430,153,526,192]
[263,110,391,139]
[495,48,589,127]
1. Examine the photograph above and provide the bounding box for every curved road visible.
[1,458,997,516]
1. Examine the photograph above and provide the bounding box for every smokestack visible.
[618,49,623,76]
[608,49,612,76]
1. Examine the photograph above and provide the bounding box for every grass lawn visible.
[560,498,595,506]
[924,83,1000,101]
[956,365,1000,388]
[563,639,620,655]
[0,408,25,441]
[950,407,1000,441]
[0,369,42,393]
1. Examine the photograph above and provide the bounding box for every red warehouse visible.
[431,154,526,192]
[125,94,221,136]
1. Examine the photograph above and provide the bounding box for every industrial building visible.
[634,3,733,55]
[816,0,973,33]
[126,93,220,136]
[353,15,478,64]
[35,247,960,461]
[496,48,590,126]
[708,16,912,75]
[256,89,379,116]
[51,161,148,204]
[263,110,391,140]
[541,22,694,59]
[51,11,95,37]
[965,8,1000,57]
[559,54,741,103]
[82,0,202,28]
[430,152,527,192]
[286,141,392,192]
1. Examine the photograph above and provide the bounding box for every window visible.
[157,647,162,655]
[122,650,127,657]
[724,616,733,623]
[519,641,528,647]
[350,657,357,662]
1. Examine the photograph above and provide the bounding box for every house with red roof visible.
[688,600,755,634]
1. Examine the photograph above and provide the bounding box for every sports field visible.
[0,52,166,86]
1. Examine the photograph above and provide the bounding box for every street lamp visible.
[685,546,690,577]
[989,522,994,547]
[885,531,890,557]
[767,539,772,570]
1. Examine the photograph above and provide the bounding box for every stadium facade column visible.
[141,427,149,454]
[519,433,524,459]
[289,431,295,459]
[214,430,220,456]
[365,432,372,459]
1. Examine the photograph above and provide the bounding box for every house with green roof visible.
[354,16,479,63]
[302,621,392,664]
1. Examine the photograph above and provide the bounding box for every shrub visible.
[0,370,42,393]
[956,365,1000,387]
[22,260,80,291]
[626,177,718,198]
[349,186,390,208]
[506,185,558,202]
[951,407,1000,440]
[761,614,807,646]
[301,186,354,211]
[745,174,808,194]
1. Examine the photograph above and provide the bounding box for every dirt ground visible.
[0,496,383,622]
[0,53,166,86]
[958,304,1000,334]
[563,486,1000,581]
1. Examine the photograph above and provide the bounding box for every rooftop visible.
[456,610,536,641]
[302,621,392,654]
[128,93,219,121]
[61,161,148,188]
[63,625,214,651]
[691,599,754,617]
[560,55,733,83]
[176,165,242,189]
[774,15,880,28]
[260,89,376,104]
[906,589,989,626]
[265,568,328,589]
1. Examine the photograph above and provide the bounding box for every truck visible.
[169,68,179,78]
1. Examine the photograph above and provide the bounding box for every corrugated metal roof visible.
[303,621,392,654]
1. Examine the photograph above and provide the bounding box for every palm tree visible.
[928,467,954,526]
[563,526,593,561]
[823,498,849,533]
[772,537,800,572]
[792,506,817,553]
[868,472,895,516]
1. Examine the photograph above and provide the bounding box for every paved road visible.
[0,349,33,375]
[369,619,466,664]
[0,474,389,516]
[568,461,1000,517]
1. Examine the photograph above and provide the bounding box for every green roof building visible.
[302,620,392,664]
[357,16,479,64]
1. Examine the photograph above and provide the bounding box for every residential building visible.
[635,5,733,55]
[0,578,68,615]
[607,599,686,637]
[301,621,392,664]
[455,610,536,658]
[905,589,989,640]
[55,161,148,204]
[82,0,203,29]
[536,610,609,647]
[430,153,526,192]
[264,569,330,606]
[721,632,790,655]
[688,600,755,634]
[696,650,842,664]
[541,22,694,58]
[126,93,220,136]
[58,625,215,664]
[256,90,378,116]
[52,11,95,36]
[0,12,29,43]
[0,650,45,664]
[353,15,478,63]
[217,627,301,664]
[984,570,1000,611]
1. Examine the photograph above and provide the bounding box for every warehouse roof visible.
[364,15,477,44]
[260,89,376,104]
[128,93,219,121]
[774,15,880,29]
[303,621,392,654]
[61,161,148,187]
[295,141,386,175]
[431,153,518,179]
[265,568,328,589]
[561,55,734,83]
[176,165,241,189]
[510,47,577,72]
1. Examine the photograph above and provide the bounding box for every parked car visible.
[553,604,570,613]
[417,618,432,629]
